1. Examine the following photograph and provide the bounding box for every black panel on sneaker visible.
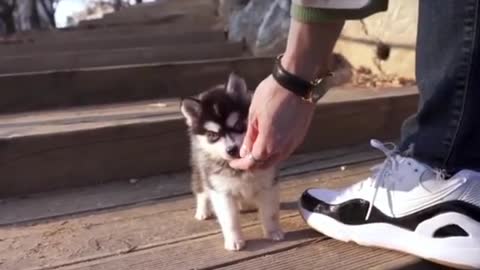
[300,190,480,231]
[434,225,469,238]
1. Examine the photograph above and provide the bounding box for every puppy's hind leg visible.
[256,185,284,241]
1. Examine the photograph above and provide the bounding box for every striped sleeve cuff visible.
[291,0,388,23]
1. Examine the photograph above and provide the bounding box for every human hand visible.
[229,75,315,170]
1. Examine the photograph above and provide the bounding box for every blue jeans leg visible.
[400,0,480,175]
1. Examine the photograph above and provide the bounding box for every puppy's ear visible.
[226,72,248,96]
[180,97,202,126]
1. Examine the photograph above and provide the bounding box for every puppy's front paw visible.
[195,207,213,220]
[224,237,246,251]
[265,229,285,241]
[195,210,212,221]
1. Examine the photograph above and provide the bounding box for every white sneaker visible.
[299,139,480,269]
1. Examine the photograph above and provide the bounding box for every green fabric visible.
[291,0,389,22]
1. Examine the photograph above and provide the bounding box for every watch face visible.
[311,80,330,102]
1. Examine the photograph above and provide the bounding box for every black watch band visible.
[272,55,314,99]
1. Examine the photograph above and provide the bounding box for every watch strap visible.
[272,55,314,99]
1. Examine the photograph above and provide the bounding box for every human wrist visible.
[273,78,316,108]
[280,51,329,82]
[273,54,334,106]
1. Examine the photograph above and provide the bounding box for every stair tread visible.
[0,87,417,139]
[0,99,179,138]
[0,42,246,74]
[0,31,228,55]
[0,56,272,114]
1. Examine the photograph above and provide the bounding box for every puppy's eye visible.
[206,131,220,142]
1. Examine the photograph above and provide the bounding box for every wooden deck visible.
[0,145,450,270]
[0,1,451,269]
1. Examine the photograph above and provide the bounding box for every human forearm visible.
[280,0,389,82]
[281,19,344,82]
[229,0,390,170]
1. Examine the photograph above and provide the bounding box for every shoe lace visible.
[364,140,447,221]
[365,139,400,221]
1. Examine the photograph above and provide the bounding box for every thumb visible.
[239,118,257,158]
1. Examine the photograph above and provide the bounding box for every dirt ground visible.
[329,53,417,89]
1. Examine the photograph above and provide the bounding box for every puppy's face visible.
[181,73,252,161]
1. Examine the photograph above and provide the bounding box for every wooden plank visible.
[0,31,227,55]
[100,10,217,25]
[0,144,382,226]
[103,1,216,22]
[215,240,434,270]
[0,87,413,138]
[0,88,418,197]
[0,99,179,136]
[369,256,451,270]
[0,57,273,114]
[12,21,223,42]
[110,0,216,17]
[0,117,186,197]
[61,217,318,270]
[77,12,220,28]
[0,161,376,270]
[0,42,245,73]
[297,87,418,155]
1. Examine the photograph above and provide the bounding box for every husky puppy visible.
[180,73,284,251]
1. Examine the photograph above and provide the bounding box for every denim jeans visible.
[400,0,480,175]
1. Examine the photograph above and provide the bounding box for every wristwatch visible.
[272,54,333,104]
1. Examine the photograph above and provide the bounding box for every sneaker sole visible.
[299,206,480,270]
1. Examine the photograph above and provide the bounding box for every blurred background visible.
[0,0,418,85]
[0,0,150,32]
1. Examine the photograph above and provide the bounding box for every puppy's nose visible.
[226,146,239,157]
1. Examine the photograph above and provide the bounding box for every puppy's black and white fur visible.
[180,73,284,251]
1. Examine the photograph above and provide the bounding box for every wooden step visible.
[0,87,418,197]
[104,0,217,21]
[0,145,382,226]
[0,31,227,55]
[0,57,271,114]
[13,19,223,41]
[77,12,220,28]
[112,0,217,16]
[0,155,443,270]
[0,42,246,74]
